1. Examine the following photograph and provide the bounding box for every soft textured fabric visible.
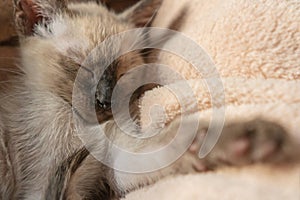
[124,0,300,199]
[125,165,300,200]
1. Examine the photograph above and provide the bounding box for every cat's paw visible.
[189,119,297,171]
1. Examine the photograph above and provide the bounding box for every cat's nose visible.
[97,99,111,110]
[96,89,112,110]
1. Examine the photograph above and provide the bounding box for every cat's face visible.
[14,0,161,122]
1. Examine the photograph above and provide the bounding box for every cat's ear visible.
[13,0,67,37]
[119,0,162,27]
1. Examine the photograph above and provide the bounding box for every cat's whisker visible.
[0,68,24,76]
[0,94,19,101]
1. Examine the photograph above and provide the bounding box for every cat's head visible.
[13,0,162,122]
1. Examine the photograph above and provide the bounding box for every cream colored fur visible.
[2,0,206,199]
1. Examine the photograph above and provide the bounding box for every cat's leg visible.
[48,117,300,199]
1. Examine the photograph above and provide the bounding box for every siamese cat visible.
[0,0,299,199]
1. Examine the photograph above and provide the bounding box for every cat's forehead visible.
[18,0,162,58]
[46,13,132,61]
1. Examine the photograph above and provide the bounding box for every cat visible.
[0,0,299,199]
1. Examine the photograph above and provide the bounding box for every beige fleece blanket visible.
[124,0,300,199]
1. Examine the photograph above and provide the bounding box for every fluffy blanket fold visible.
[123,0,300,199]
